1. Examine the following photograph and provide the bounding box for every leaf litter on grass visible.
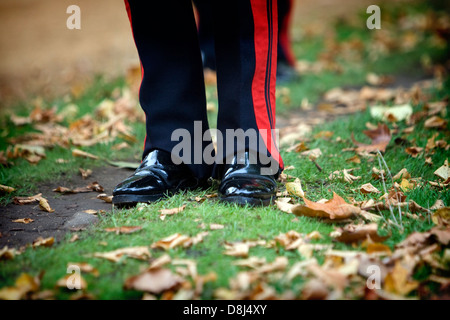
[1,3,450,300]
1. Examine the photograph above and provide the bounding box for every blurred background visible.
[0,0,424,107]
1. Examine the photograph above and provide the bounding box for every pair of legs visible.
[113,0,284,206]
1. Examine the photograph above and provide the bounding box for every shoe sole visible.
[112,193,169,208]
[219,195,274,207]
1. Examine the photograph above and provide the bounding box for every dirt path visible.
[0,166,131,248]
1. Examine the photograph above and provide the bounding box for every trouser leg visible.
[124,0,213,180]
[213,0,283,176]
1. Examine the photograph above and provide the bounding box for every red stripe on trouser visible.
[250,0,283,168]
[124,0,146,156]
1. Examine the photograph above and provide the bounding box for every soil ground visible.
[0,166,131,248]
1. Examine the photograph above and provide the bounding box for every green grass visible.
[0,0,449,299]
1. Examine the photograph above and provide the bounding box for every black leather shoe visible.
[218,152,278,206]
[112,149,205,206]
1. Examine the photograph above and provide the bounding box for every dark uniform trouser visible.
[195,0,296,70]
[124,0,283,180]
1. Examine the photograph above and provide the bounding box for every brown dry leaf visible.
[12,218,34,224]
[32,237,54,248]
[38,198,55,213]
[151,232,208,251]
[275,231,304,250]
[382,190,407,206]
[285,178,304,197]
[372,167,386,180]
[307,263,348,291]
[148,254,172,270]
[285,259,317,283]
[434,159,449,181]
[366,242,392,255]
[426,133,439,152]
[403,126,415,134]
[79,168,92,180]
[68,292,96,300]
[111,142,130,151]
[352,123,391,153]
[286,141,309,153]
[275,199,296,214]
[426,101,447,115]
[432,208,450,226]
[301,279,329,300]
[306,231,323,241]
[424,116,447,129]
[13,193,42,205]
[314,131,334,139]
[428,180,450,189]
[93,246,151,262]
[292,192,361,220]
[97,193,113,203]
[159,205,186,221]
[8,144,46,164]
[405,147,423,158]
[383,200,430,214]
[400,179,416,192]
[366,73,394,86]
[300,148,322,159]
[56,274,88,290]
[67,262,99,277]
[87,181,104,192]
[300,244,332,260]
[346,155,361,164]
[329,169,361,184]
[10,114,32,126]
[384,261,419,296]
[255,256,289,274]
[232,257,267,269]
[209,224,225,230]
[224,242,250,258]
[53,186,77,194]
[151,233,191,250]
[331,223,389,243]
[395,226,450,255]
[435,140,447,149]
[429,227,450,246]
[72,149,99,160]
[0,273,40,300]
[0,184,15,193]
[69,234,79,243]
[360,183,381,194]
[53,183,102,194]
[188,231,209,246]
[124,268,183,294]
[392,168,411,181]
[104,226,142,234]
[172,259,198,279]
[430,200,445,211]
[0,246,20,261]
